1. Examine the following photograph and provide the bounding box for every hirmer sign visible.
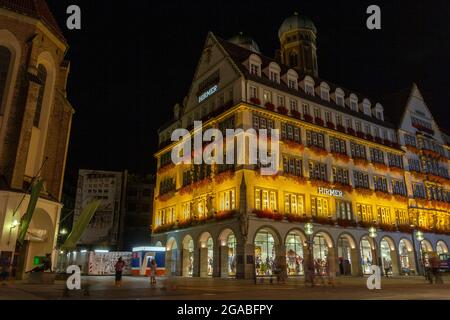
[318,187,344,198]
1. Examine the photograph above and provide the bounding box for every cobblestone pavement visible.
[0,274,449,300]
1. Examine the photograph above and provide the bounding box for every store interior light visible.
[80,250,87,253]
[60,228,68,235]
[11,219,19,228]
[94,249,109,253]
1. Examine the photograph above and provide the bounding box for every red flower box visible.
[285,214,310,223]
[291,110,301,119]
[308,145,328,156]
[375,190,392,200]
[312,216,335,226]
[357,221,375,229]
[379,224,397,232]
[265,102,275,111]
[347,128,356,136]
[215,210,237,221]
[250,97,261,105]
[315,117,325,126]
[326,121,335,130]
[375,137,383,144]
[353,158,369,167]
[383,139,393,147]
[253,209,283,221]
[356,131,365,139]
[336,124,346,133]
[277,106,288,115]
[355,187,373,196]
[389,166,403,174]
[331,152,351,163]
[366,134,374,141]
[398,225,413,233]
[303,114,313,123]
[283,140,304,151]
[336,219,357,228]
[373,162,389,171]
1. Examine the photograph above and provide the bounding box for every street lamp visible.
[7,219,20,245]
[415,229,426,278]
[304,222,314,287]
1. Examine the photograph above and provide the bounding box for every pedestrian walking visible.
[149,259,157,286]
[114,257,125,287]
[430,253,443,284]
[383,258,391,278]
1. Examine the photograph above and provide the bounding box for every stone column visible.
[220,245,229,278]
[192,247,200,277]
[212,243,221,278]
[182,249,190,277]
[199,247,209,277]
[303,245,313,283]
[275,244,286,278]
[327,246,337,276]
[390,250,400,276]
[350,248,362,276]
[165,250,172,276]
[237,243,256,280]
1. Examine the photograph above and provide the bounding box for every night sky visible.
[46,0,449,189]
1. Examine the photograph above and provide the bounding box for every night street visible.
[1,275,449,300]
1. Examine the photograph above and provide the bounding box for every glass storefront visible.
[337,237,352,275]
[313,235,328,275]
[436,241,448,255]
[255,230,275,276]
[399,239,411,273]
[187,239,194,277]
[207,237,213,276]
[360,237,373,275]
[285,233,304,276]
[380,239,392,276]
[227,234,236,276]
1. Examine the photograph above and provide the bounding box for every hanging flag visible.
[61,200,102,250]
[16,180,44,245]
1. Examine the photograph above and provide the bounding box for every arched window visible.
[289,52,298,66]
[33,64,47,127]
[0,46,12,114]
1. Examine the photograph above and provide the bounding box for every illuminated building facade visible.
[152,14,450,279]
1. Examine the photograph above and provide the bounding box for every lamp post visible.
[415,229,425,278]
[304,222,314,287]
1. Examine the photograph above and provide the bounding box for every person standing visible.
[114,257,125,287]
[149,259,157,286]
[430,253,443,284]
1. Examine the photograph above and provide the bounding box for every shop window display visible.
[285,233,304,276]
[360,237,373,275]
[380,239,392,276]
[227,234,237,276]
[436,241,448,255]
[255,230,276,276]
[313,235,328,275]
[337,237,352,275]
[187,239,194,277]
[207,237,214,276]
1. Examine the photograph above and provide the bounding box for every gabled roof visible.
[0,0,66,43]
[215,35,396,129]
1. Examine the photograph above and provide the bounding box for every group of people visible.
[114,257,158,287]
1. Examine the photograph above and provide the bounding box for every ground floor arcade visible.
[151,217,450,279]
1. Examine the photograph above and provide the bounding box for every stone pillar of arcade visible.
[212,242,221,278]
[390,249,400,276]
[303,245,313,280]
[193,247,200,277]
[220,244,230,278]
[327,246,337,276]
[199,247,209,277]
[350,247,362,276]
[182,249,190,277]
[275,244,287,277]
[235,241,255,279]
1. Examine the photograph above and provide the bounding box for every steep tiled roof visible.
[215,35,396,129]
[0,0,66,42]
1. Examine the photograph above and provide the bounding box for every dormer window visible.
[270,71,279,83]
[268,62,281,84]
[334,88,345,107]
[305,84,314,96]
[349,94,358,112]
[303,76,315,96]
[374,103,384,121]
[250,63,259,75]
[248,54,262,76]
[288,79,296,89]
[319,82,330,101]
[362,99,371,116]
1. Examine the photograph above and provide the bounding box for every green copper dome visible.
[228,33,261,53]
[278,12,317,38]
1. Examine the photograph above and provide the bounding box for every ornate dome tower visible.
[228,32,261,54]
[278,12,318,77]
